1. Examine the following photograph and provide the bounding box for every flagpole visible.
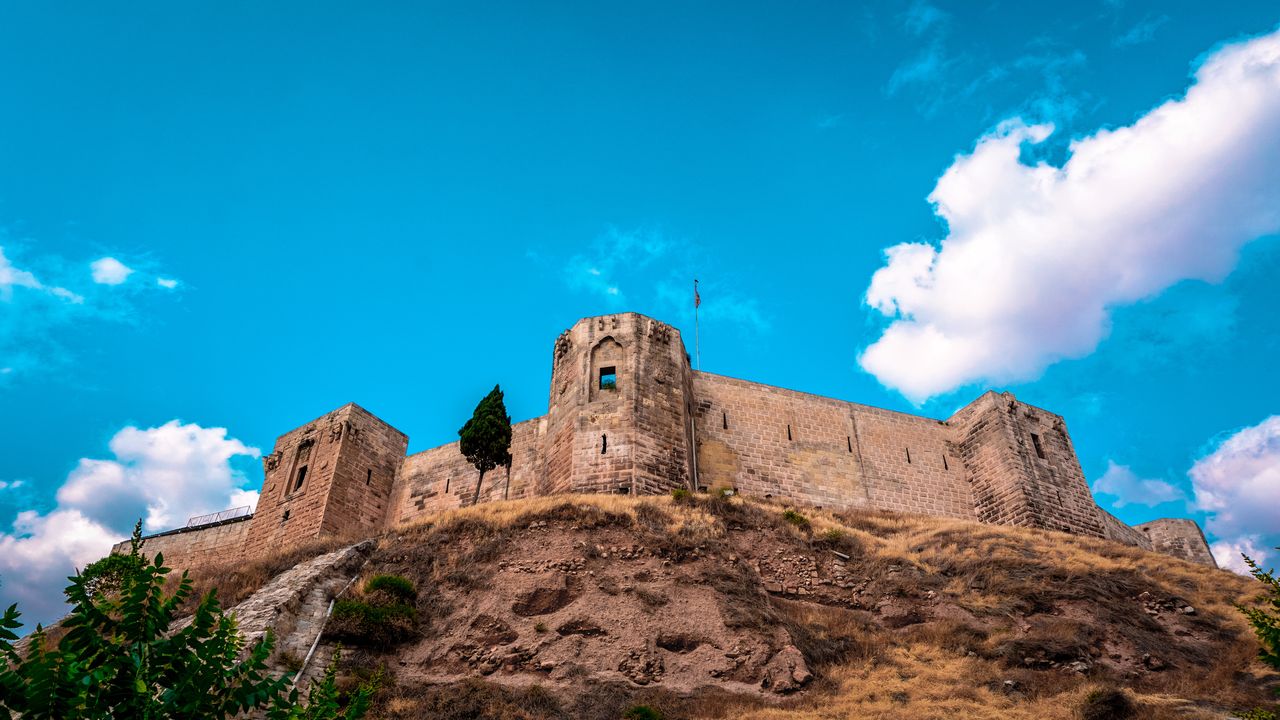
[694,279,701,371]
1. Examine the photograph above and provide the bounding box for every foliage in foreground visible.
[0,525,373,719]
[1237,550,1280,720]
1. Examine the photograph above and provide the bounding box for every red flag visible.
[694,279,701,308]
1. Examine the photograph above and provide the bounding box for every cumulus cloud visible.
[0,509,120,625]
[1190,416,1280,564]
[1091,461,1184,508]
[57,420,260,532]
[156,277,179,289]
[90,256,134,285]
[1210,535,1271,576]
[861,28,1280,402]
[0,421,260,627]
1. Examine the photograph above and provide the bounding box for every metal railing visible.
[185,505,252,528]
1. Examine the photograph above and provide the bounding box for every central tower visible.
[540,313,696,496]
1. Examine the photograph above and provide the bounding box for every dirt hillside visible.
[190,493,1277,720]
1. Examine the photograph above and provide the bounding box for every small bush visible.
[821,528,845,542]
[327,599,416,648]
[670,488,692,505]
[782,509,811,530]
[364,574,417,602]
[1077,686,1135,720]
[534,622,547,633]
[623,705,664,720]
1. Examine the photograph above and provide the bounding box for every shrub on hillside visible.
[782,508,811,530]
[623,705,664,720]
[327,599,416,648]
[364,574,417,602]
[1077,686,1135,720]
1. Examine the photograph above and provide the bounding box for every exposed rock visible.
[761,645,812,693]
[619,650,665,685]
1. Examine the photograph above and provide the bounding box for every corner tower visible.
[541,313,696,496]
[948,392,1105,536]
[242,403,407,557]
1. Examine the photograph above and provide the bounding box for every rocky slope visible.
[195,494,1277,720]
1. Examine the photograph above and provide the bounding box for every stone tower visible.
[540,313,697,496]
[242,403,407,558]
[948,392,1104,536]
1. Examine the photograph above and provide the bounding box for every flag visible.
[694,279,701,309]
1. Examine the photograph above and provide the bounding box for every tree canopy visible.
[1238,550,1280,720]
[0,524,373,719]
[458,384,513,505]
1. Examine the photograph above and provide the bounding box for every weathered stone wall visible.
[111,516,252,571]
[124,312,1217,570]
[543,314,694,497]
[1137,519,1217,567]
[324,404,409,536]
[1099,508,1154,550]
[388,417,545,525]
[948,393,1105,537]
[691,372,974,518]
[243,404,406,558]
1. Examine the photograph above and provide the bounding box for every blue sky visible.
[1,1,1279,625]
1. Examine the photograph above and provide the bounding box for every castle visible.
[118,312,1217,568]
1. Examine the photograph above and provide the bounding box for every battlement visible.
[122,312,1217,569]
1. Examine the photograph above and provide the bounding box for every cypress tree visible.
[458,384,513,506]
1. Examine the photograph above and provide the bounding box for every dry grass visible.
[206,492,1270,720]
[177,533,362,611]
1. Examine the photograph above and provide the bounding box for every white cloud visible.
[0,421,260,628]
[0,509,120,625]
[861,28,1280,402]
[1210,535,1271,576]
[0,246,80,303]
[57,420,260,532]
[90,256,134,285]
[1190,415,1280,544]
[1091,460,1184,508]
[1,244,176,384]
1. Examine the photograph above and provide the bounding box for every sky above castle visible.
[1,1,1279,626]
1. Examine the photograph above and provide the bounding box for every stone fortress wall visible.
[118,312,1217,569]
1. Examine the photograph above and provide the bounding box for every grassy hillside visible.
[189,494,1276,720]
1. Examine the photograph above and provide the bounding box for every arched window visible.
[589,337,624,401]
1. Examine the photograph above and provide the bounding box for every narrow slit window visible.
[599,366,617,390]
[601,434,608,454]
[905,448,912,464]
[282,510,290,521]
[722,412,728,430]
[445,477,450,493]
[787,425,793,441]
[847,436,853,453]
[1031,433,1046,459]
[366,468,372,485]
[942,455,949,471]
[294,465,308,491]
